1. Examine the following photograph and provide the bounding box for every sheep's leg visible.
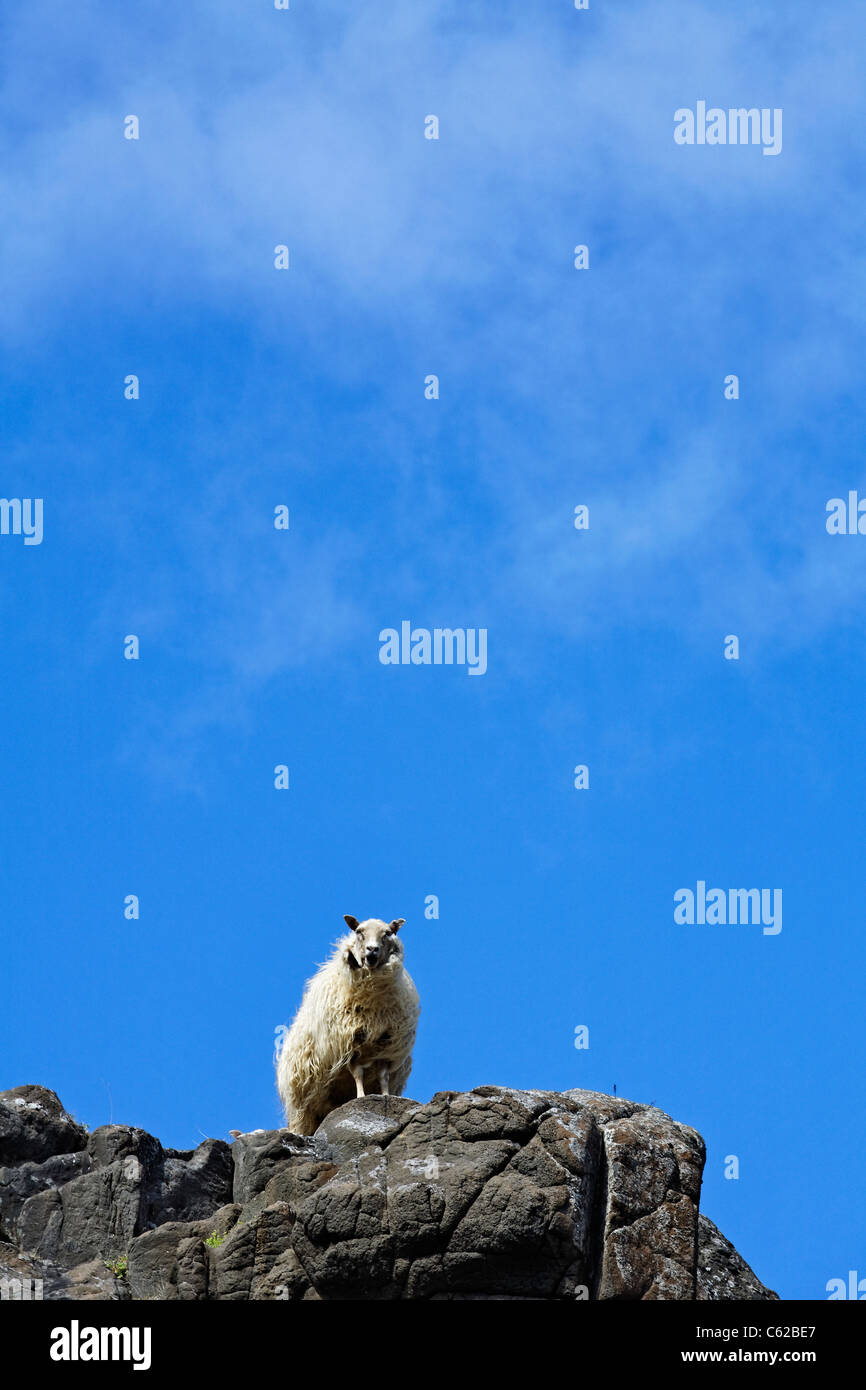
[289,1105,320,1137]
[378,1061,391,1096]
[349,1057,366,1098]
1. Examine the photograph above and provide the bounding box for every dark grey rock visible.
[0,1087,88,1165]
[0,1082,780,1301]
[13,1134,232,1270]
[125,1203,242,1301]
[0,1240,126,1302]
[314,1095,421,1163]
[87,1125,161,1170]
[696,1214,780,1301]
[594,1102,705,1300]
[0,1151,92,1241]
[143,1138,234,1227]
[231,1128,323,1205]
[17,1154,145,1265]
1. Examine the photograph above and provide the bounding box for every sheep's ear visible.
[389,919,405,933]
[344,915,360,931]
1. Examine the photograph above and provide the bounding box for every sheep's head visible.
[343,916,405,971]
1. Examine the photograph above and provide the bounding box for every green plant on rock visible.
[104,1254,128,1280]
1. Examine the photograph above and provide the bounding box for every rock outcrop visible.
[0,1083,779,1301]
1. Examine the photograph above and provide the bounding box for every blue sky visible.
[2,0,865,1301]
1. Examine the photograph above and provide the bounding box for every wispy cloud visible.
[2,0,865,759]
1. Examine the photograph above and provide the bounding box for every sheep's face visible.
[343,916,405,971]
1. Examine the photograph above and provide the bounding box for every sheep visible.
[276,915,420,1136]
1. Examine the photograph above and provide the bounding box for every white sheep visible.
[276,915,420,1135]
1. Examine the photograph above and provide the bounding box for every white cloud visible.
[2,0,864,738]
